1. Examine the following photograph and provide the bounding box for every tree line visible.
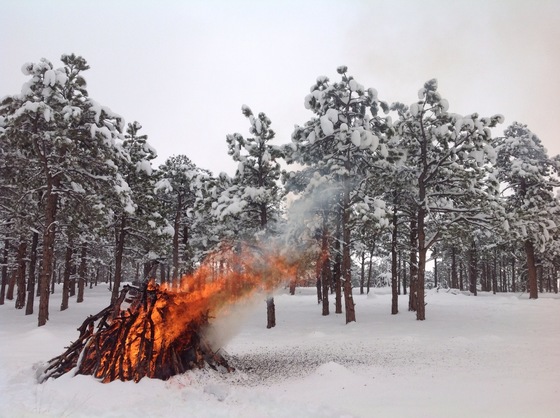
[1,56,559,327]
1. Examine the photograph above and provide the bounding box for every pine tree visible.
[494,122,560,299]
[221,106,285,328]
[0,54,129,325]
[393,79,503,319]
[286,67,389,323]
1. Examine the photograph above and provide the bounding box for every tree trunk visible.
[172,195,182,287]
[15,239,28,309]
[0,238,8,305]
[451,246,458,289]
[38,181,59,326]
[6,270,16,300]
[408,217,418,311]
[400,249,407,295]
[266,296,275,328]
[333,214,342,314]
[60,241,73,311]
[391,200,399,315]
[77,242,87,303]
[111,215,126,304]
[367,246,374,295]
[320,220,330,316]
[525,239,538,299]
[341,187,356,324]
[469,240,478,296]
[416,206,427,320]
[25,231,39,315]
[433,248,438,289]
[492,250,498,295]
[359,252,365,295]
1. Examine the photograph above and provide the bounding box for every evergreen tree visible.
[220,106,285,328]
[286,67,389,323]
[393,79,503,319]
[494,122,560,298]
[0,54,130,325]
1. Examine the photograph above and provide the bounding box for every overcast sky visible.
[2,0,559,176]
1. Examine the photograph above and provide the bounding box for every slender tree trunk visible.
[38,181,59,326]
[525,239,538,299]
[25,231,39,315]
[469,240,478,296]
[342,187,356,324]
[172,195,182,287]
[333,213,342,314]
[0,239,8,305]
[266,297,275,328]
[367,246,374,294]
[391,200,399,315]
[77,242,87,303]
[6,270,16,300]
[320,219,330,316]
[451,246,458,289]
[15,239,27,309]
[60,241,73,311]
[492,250,498,295]
[315,254,322,303]
[409,217,418,311]
[360,252,365,295]
[416,206,427,320]
[433,248,438,289]
[111,215,126,304]
[401,249,407,295]
[511,256,516,292]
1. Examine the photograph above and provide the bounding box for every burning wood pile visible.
[39,247,298,383]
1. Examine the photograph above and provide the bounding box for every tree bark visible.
[333,214,342,314]
[77,242,87,303]
[360,251,365,295]
[525,239,538,299]
[469,241,478,296]
[391,200,399,315]
[15,239,27,309]
[25,231,39,315]
[266,296,275,328]
[320,220,330,316]
[0,239,8,305]
[416,205,427,320]
[60,241,73,311]
[408,217,418,311]
[172,195,182,287]
[342,187,356,324]
[38,180,59,326]
[451,246,458,289]
[111,215,126,304]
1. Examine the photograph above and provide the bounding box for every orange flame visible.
[87,245,300,382]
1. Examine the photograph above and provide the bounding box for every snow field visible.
[0,285,559,417]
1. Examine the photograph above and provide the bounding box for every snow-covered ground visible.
[1,285,559,418]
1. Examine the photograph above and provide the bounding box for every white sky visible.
[1,0,559,176]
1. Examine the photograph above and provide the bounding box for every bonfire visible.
[39,247,298,383]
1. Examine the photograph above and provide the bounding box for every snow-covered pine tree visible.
[286,67,389,323]
[494,122,560,298]
[220,106,285,328]
[393,79,503,319]
[155,155,208,286]
[106,121,168,303]
[0,54,130,326]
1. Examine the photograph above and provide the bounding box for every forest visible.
[1,54,559,327]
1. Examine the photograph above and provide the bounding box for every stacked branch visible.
[39,283,233,383]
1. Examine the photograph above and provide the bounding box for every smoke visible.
[203,292,263,351]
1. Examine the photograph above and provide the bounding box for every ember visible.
[39,247,298,383]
